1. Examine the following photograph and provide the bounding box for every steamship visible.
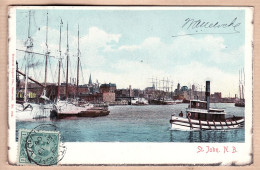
[169,81,244,130]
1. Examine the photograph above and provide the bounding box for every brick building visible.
[99,83,116,93]
[102,92,116,103]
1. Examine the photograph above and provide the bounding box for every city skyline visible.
[16,7,246,97]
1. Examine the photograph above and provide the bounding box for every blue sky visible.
[16,7,246,97]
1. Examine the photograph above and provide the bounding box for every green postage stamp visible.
[18,129,60,166]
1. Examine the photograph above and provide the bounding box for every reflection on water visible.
[169,128,244,143]
[16,103,245,142]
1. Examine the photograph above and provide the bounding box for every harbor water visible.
[16,103,245,142]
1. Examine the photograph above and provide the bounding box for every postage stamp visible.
[17,128,60,165]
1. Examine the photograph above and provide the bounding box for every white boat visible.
[173,99,183,104]
[163,99,176,105]
[131,98,149,105]
[170,81,244,131]
[16,103,53,120]
[16,95,53,120]
[50,99,112,119]
[52,100,94,114]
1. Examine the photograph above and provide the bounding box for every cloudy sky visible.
[16,7,246,97]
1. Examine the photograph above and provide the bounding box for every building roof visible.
[100,83,116,88]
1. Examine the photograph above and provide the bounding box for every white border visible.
[8,6,253,165]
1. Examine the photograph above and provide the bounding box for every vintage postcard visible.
[8,6,253,165]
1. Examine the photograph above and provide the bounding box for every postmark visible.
[17,124,66,166]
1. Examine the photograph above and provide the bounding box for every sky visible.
[15,7,246,97]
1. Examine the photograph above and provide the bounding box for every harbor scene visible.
[14,8,246,143]
[17,103,244,142]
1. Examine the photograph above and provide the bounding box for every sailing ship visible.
[16,11,108,120]
[148,77,177,105]
[169,81,244,130]
[16,11,53,120]
[50,22,109,119]
[235,69,245,107]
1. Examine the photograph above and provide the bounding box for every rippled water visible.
[16,103,245,142]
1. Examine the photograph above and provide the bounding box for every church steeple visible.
[88,73,92,85]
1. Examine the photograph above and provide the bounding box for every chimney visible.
[205,81,210,110]
[129,85,132,97]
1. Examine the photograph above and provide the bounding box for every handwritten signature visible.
[173,17,241,37]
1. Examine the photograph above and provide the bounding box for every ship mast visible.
[57,19,63,101]
[76,24,80,97]
[242,68,245,100]
[239,70,241,101]
[65,23,69,99]
[43,11,49,96]
[24,10,33,102]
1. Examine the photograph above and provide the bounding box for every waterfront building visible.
[173,83,206,101]
[99,83,116,103]
[102,92,116,103]
[115,85,134,98]
[133,89,145,98]
[210,92,222,103]
[100,83,116,93]
[144,86,156,100]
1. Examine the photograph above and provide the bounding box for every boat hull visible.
[149,99,176,105]
[51,104,110,119]
[170,116,244,131]
[235,102,245,107]
[16,103,53,120]
[78,109,110,117]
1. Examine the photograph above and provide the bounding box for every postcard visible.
[8,6,253,165]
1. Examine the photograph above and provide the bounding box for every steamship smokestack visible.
[205,81,210,110]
